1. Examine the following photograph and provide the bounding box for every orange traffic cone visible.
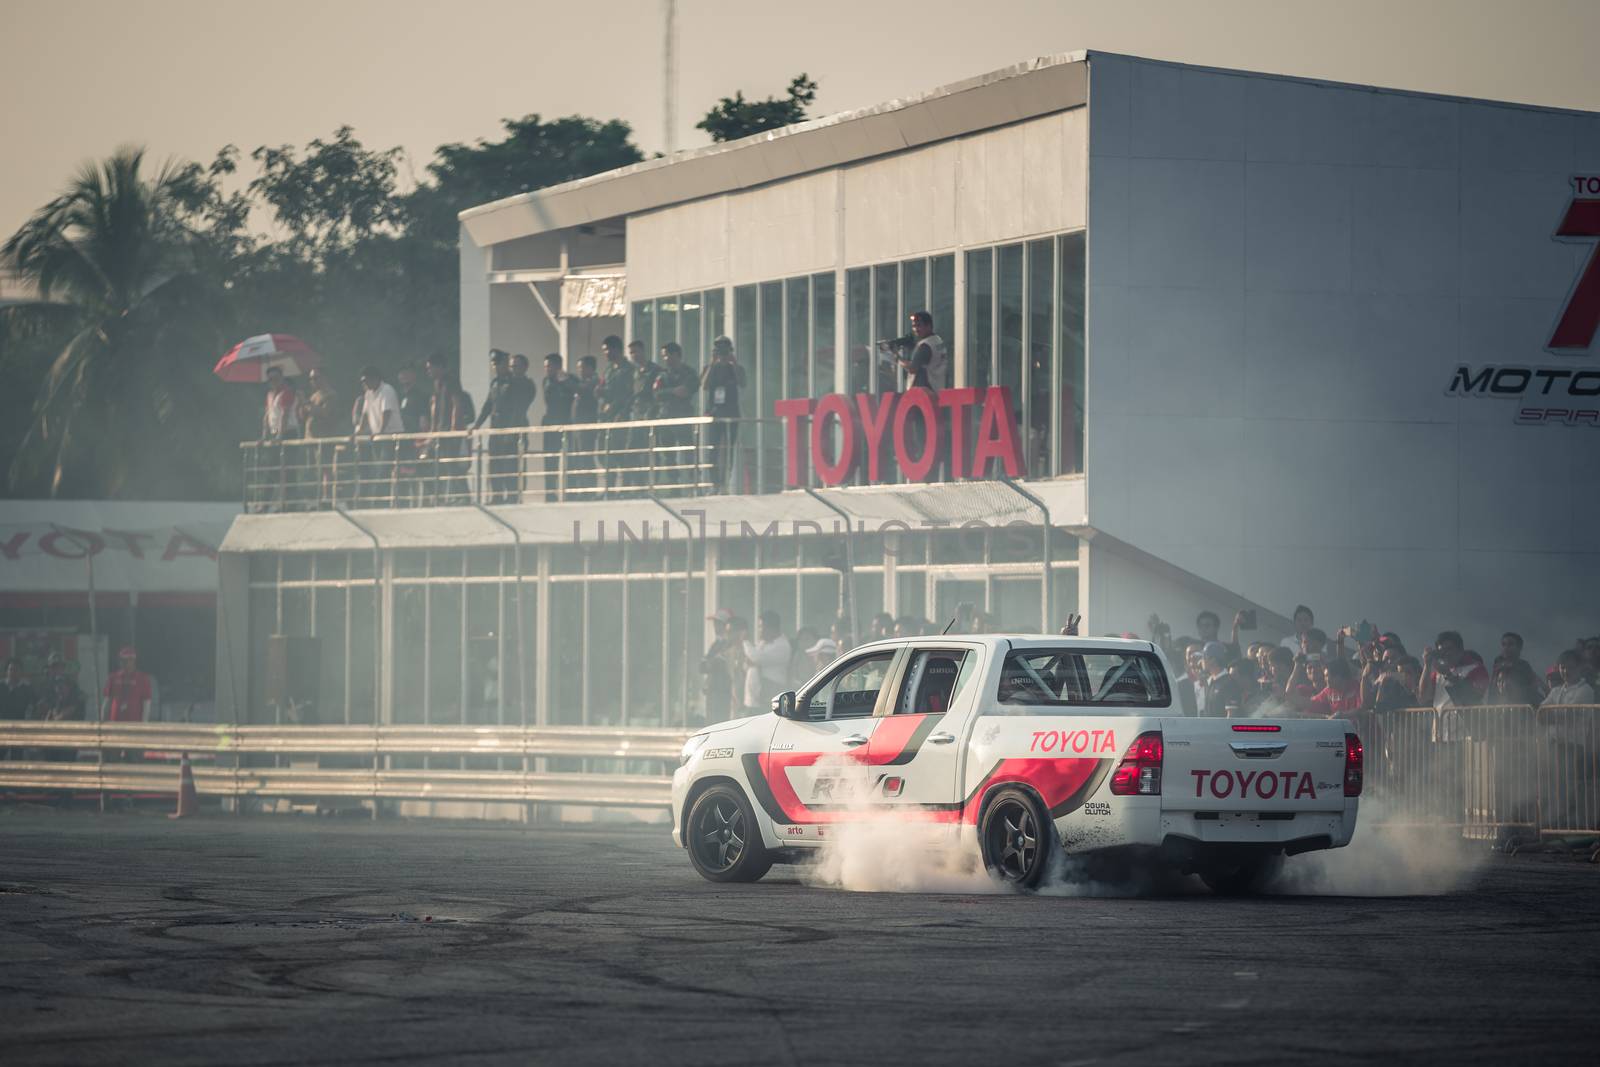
[170,752,199,819]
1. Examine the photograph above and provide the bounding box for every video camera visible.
[876,333,915,353]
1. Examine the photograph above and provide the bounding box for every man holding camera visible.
[879,310,948,391]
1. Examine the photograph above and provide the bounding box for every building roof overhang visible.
[459,52,1088,248]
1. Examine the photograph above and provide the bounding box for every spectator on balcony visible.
[598,336,634,422]
[1418,631,1488,709]
[654,343,698,484]
[473,350,527,503]
[628,341,660,420]
[1542,650,1596,706]
[508,355,537,425]
[701,336,745,494]
[867,612,894,642]
[540,354,577,501]
[260,365,300,442]
[423,356,474,504]
[257,366,301,510]
[568,355,601,491]
[102,646,153,723]
[742,611,792,715]
[396,363,428,433]
[38,653,85,722]
[1281,605,1315,651]
[890,310,949,391]
[298,368,340,438]
[1490,632,1545,703]
[351,365,402,503]
[1196,610,1247,661]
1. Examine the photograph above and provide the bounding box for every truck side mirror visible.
[771,691,798,719]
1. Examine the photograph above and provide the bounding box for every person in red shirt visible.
[102,646,153,722]
[1309,658,1363,717]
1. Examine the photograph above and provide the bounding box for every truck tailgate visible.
[1162,719,1352,812]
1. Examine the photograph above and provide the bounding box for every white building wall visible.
[626,109,1088,299]
[1085,53,1600,665]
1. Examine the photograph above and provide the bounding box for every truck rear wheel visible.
[686,785,772,883]
[980,788,1052,889]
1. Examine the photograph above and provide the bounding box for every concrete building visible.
[218,51,1600,729]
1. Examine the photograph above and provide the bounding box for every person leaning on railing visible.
[423,355,475,505]
[473,349,531,504]
[540,353,577,501]
[597,336,634,491]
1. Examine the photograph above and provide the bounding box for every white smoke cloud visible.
[1269,801,1490,896]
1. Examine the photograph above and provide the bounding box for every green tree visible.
[696,74,818,143]
[0,146,246,498]
[249,126,405,260]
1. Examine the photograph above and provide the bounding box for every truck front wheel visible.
[686,785,773,883]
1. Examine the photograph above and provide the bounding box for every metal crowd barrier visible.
[0,723,692,810]
[1351,704,1599,849]
[242,415,785,512]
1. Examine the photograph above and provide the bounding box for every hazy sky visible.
[3,0,1599,238]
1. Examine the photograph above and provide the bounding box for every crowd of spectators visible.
[254,334,754,508]
[1145,604,1600,718]
[690,597,1600,723]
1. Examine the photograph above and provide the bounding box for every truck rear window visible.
[997,649,1171,708]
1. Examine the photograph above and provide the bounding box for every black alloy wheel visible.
[685,785,772,883]
[981,788,1051,889]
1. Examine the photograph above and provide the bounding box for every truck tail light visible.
[1109,731,1163,796]
[1344,733,1364,797]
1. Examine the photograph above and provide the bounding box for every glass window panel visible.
[314,587,347,724]
[248,588,275,723]
[664,575,693,727]
[549,545,584,576]
[756,574,798,681]
[549,583,584,725]
[734,284,758,391]
[704,287,726,346]
[466,548,502,577]
[655,296,678,349]
[627,576,664,725]
[1052,565,1080,623]
[348,586,376,724]
[990,523,1043,564]
[760,535,799,570]
[466,584,501,723]
[394,550,426,578]
[678,292,702,369]
[505,579,534,727]
[811,273,835,396]
[992,576,1043,633]
[1058,231,1086,474]
[930,255,955,367]
[844,571,883,645]
[965,249,993,391]
[392,586,426,724]
[430,550,464,578]
[900,258,927,322]
[632,300,654,363]
[932,526,987,565]
[428,586,462,723]
[800,574,842,636]
[785,276,809,400]
[588,542,624,574]
[873,263,899,392]
[282,588,312,638]
[350,554,373,580]
[719,534,756,571]
[896,571,927,624]
[997,243,1025,446]
[313,553,347,581]
[759,281,783,417]
[846,268,871,395]
[249,554,277,583]
[586,583,624,725]
[1027,238,1055,477]
[281,554,311,581]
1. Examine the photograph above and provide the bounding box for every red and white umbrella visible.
[213,334,322,383]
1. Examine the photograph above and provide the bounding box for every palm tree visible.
[1,146,225,496]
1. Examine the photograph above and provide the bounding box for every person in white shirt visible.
[351,365,403,502]
[258,365,302,510]
[743,610,793,713]
[1542,651,1596,707]
[1280,605,1315,651]
[354,365,403,436]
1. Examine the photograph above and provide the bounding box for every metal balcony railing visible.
[242,416,786,511]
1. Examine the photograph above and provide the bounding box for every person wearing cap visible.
[103,646,154,723]
[699,608,736,723]
[473,350,526,502]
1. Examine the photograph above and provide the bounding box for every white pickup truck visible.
[671,635,1362,893]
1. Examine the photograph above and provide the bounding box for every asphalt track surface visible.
[2,811,1596,1066]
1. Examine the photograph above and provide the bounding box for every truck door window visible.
[802,652,896,721]
[895,650,971,715]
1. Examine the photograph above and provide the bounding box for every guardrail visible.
[241,415,786,511]
[1353,704,1598,849]
[0,723,691,810]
